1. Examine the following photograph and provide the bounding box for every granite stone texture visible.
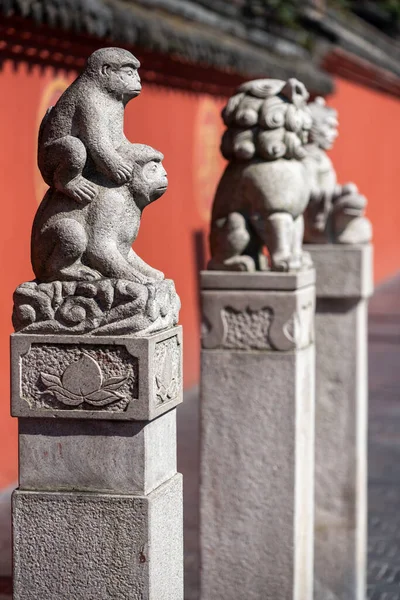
[18,410,177,495]
[201,269,316,291]
[13,48,180,337]
[200,271,315,600]
[310,244,373,298]
[11,327,183,421]
[12,328,183,598]
[13,475,183,600]
[1,277,398,599]
[11,47,184,600]
[208,78,314,272]
[201,270,315,352]
[12,327,184,599]
[13,278,180,336]
[309,244,373,600]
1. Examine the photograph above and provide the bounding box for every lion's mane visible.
[220,78,313,162]
[308,96,338,147]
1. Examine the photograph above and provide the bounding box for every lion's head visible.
[308,96,338,151]
[220,78,313,162]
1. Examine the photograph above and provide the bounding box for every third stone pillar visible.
[308,244,373,600]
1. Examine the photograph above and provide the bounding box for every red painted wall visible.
[1,62,400,488]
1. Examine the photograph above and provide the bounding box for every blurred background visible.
[0,0,400,593]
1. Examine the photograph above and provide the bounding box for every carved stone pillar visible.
[308,244,373,600]
[200,270,316,600]
[11,46,184,600]
[11,328,183,600]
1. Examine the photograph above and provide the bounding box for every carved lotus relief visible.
[40,353,128,408]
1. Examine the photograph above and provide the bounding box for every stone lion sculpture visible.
[303,97,372,244]
[208,77,313,272]
[13,48,180,336]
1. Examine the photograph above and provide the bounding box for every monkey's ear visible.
[101,64,111,76]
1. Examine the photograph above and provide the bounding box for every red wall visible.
[1,62,400,488]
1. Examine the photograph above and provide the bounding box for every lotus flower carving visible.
[40,353,128,408]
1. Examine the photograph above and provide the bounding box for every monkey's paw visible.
[113,161,133,184]
[63,176,97,203]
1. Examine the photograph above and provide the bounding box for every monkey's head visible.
[86,47,142,104]
[120,144,168,209]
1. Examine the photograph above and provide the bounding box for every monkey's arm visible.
[78,102,132,183]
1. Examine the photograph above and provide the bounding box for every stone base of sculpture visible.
[200,270,315,600]
[308,244,373,600]
[11,327,184,600]
[13,277,180,336]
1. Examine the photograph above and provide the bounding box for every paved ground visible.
[1,274,400,598]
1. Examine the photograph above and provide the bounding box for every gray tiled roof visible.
[0,0,334,93]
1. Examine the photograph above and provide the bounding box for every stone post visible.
[200,270,316,600]
[303,95,373,600]
[11,47,183,599]
[199,76,317,599]
[11,329,183,600]
[308,245,373,600]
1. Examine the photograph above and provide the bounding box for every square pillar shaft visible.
[307,244,373,600]
[200,271,316,600]
[11,326,184,600]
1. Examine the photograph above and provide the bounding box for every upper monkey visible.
[38,47,142,203]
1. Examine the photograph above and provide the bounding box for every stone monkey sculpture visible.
[303,97,372,244]
[38,47,142,203]
[13,47,180,336]
[209,78,313,272]
[32,143,167,285]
